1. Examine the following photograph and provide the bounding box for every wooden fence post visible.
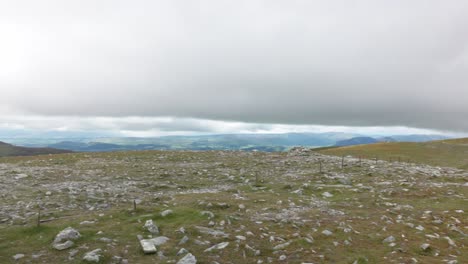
[37,206,41,227]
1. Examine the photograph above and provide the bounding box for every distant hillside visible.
[317,138,468,169]
[0,141,72,157]
[43,132,359,152]
[3,132,452,152]
[335,137,379,146]
[48,141,170,152]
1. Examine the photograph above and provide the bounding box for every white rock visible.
[322,230,333,236]
[13,254,25,261]
[322,192,333,198]
[201,211,215,218]
[420,243,431,251]
[179,235,189,245]
[53,240,75,250]
[80,221,95,225]
[52,227,81,250]
[150,236,170,246]
[235,235,246,241]
[279,255,287,261]
[140,239,157,254]
[161,209,173,217]
[444,236,457,247]
[382,236,395,243]
[204,242,230,252]
[177,253,197,264]
[273,241,292,251]
[144,220,159,234]
[177,248,189,256]
[83,249,102,262]
[195,226,229,237]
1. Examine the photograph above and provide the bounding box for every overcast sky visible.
[1,0,467,136]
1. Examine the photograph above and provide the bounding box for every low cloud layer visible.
[0,115,446,138]
[1,1,468,132]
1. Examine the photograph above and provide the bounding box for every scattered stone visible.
[273,241,292,251]
[80,220,95,225]
[236,235,246,241]
[195,226,229,238]
[140,239,157,254]
[420,243,431,251]
[54,240,75,251]
[144,219,159,235]
[83,249,102,262]
[204,242,230,252]
[177,253,197,264]
[322,230,333,236]
[201,211,215,219]
[52,227,81,250]
[177,248,189,256]
[322,192,333,198]
[161,209,173,217]
[13,254,25,261]
[444,236,457,247]
[383,236,395,244]
[179,235,189,245]
[99,237,112,243]
[149,236,170,246]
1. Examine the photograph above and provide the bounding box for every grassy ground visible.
[0,149,466,263]
[316,138,468,169]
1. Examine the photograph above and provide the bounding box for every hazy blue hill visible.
[0,141,72,157]
[391,134,450,142]
[48,141,170,152]
[2,132,451,152]
[335,137,379,146]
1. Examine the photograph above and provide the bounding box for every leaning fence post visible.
[133,199,137,211]
[37,206,41,227]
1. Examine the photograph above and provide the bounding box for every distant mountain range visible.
[0,132,449,153]
[335,137,379,146]
[0,141,72,157]
[335,134,450,147]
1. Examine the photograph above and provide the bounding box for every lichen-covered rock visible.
[143,219,159,234]
[52,227,81,250]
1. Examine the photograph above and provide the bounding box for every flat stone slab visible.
[140,239,157,254]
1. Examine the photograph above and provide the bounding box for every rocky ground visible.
[0,148,466,263]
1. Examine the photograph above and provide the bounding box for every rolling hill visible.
[0,141,72,157]
[316,137,468,169]
[335,136,379,146]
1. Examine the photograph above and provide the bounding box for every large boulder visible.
[52,227,81,250]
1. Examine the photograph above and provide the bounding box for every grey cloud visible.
[1,1,468,131]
